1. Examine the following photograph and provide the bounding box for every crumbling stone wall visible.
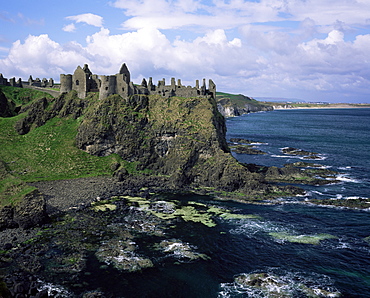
[60,63,216,100]
[28,76,54,88]
[0,74,23,87]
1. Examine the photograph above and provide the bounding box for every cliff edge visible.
[0,89,299,230]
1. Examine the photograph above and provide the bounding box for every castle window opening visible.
[76,80,79,85]
[105,87,109,91]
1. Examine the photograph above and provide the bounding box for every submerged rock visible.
[310,197,370,209]
[230,144,267,155]
[282,147,321,159]
[269,232,338,245]
[233,272,341,298]
[263,163,339,186]
[229,138,254,144]
[156,239,209,261]
[96,239,153,272]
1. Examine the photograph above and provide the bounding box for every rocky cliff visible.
[0,90,15,117]
[74,93,275,194]
[11,91,296,195]
[0,90,300,230]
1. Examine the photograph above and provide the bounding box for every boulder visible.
[13,189,49,229]
[0,190,49,230]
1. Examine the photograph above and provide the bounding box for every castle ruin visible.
[60,63,216,100]
[0,73,54,88]
[0,73,23,88]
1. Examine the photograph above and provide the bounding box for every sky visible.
[1,0,370,103]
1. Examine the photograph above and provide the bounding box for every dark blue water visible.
[219,108,370,297]
[227,108,370,200]
[45,109,370,297]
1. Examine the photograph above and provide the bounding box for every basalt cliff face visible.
[75,93,272,194]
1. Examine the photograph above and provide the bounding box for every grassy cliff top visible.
[216,91,270,109]
[0,85,53,106]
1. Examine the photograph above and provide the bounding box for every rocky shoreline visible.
[0,174,183,297]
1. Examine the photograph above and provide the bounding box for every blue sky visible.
[1,0,370,103]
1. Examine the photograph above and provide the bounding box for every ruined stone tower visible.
[60,63,216,100]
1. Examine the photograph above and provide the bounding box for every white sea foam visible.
[271,154,298,158]
[229,218,291,239]
[299,155,327,161]
[338,166,352,170]
[335,174,360,183]
[37,280,72,297]
[218,270,340,298]
[345,196,361,200]
[310,190,325,196]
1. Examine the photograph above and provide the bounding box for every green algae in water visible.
[219,213,261,220]
[188,201,207,207]
[269,232,338,245]
[173,205,217,227]
[91,198,118,212]
[123,195,151,208]
[92,203,117,212]
[207,205,261,220]
[207,205,230,215]
[120,196,260,227]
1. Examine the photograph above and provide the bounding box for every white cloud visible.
[0,34,91,78]
[62,23,76,32]
[1,0,370,103]
[111,0,370,34]
[66,13,103,28]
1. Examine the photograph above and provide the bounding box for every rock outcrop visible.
[74,93,279,195]
[0,159,49,230]
[0,189,49,230]
[0,90,15,117]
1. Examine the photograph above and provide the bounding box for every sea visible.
[41,108,370,297]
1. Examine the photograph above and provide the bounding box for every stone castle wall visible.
[1,63,216,101]
[60,63,216,100]
[0,73,54,89]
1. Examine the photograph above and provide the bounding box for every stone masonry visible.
[60,63,216,100]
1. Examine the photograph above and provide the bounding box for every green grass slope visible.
[216,91,270,109]
[0,88,122,207]
[0,85,53,106]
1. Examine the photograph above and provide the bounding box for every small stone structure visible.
[60,63,216,100]
[28,75,54,88]
[0,73,54,88]
[0,73,23,87]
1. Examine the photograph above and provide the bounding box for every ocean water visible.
[40,109,370,297]
[226,108,370,200]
